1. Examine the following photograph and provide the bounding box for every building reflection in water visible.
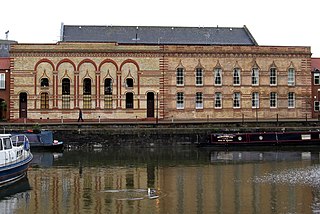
[4,148,320,213]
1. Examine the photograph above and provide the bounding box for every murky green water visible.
[2,147,320,213]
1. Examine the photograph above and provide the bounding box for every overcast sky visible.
[1,0,319,57]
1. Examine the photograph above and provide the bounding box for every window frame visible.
[252,92,259,108]
[126,92,134,109]
[288,92,295,108]
[62,78,70,95]
[83,78,92,95]
[126,78,134,88]
[251,68,259,86]
[270,92,277,108]
[176,92,184,109]
[41,78,49,88]
[195,67,203,86]
[233,68,241,86]
[195,92,203,109]
[0,73,5,89]
[105,78,113,95]
[214,68,222,86]
[233,92,241,108]
[176,68,184,86]
[314,73,320,85]
[314,101,320,111]
[270,67,277,86]
[288,68,295,86]
[214,92,222,109]
[40,92,49,109]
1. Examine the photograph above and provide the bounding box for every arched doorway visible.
[147,92,154,118]
[19,92,27,118]
[126,92,133,109]
[0,99,7,120]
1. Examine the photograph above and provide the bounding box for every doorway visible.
[147,92,154,118]
[0,99,7,120]
[19,92,27,118]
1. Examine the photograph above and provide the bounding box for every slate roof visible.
[61,25,258,46]
[312,58,320,71]
[0,39,17,57]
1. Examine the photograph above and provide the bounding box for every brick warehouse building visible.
[8,25,312,122]
[0,39,17,121]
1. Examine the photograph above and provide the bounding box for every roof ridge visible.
[64,25,245,29]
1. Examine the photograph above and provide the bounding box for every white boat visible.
[0,134,33,187]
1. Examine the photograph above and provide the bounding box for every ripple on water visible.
[101,188,161,201]
[253,165,320,187]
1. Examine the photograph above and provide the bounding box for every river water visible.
[2,146,320,213]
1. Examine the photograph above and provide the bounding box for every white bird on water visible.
[147,188,159,199]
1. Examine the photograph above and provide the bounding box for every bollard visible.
[98,116,101,123]
[61,116,64,124]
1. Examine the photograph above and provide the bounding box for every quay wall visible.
[2,120,320,147]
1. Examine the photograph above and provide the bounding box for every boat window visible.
[0,139,2,150]
[4,138,12,150]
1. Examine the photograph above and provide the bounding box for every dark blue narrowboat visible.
[20,130,64,151]
[198,131,320,147]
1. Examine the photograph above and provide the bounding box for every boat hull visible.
[198,131,320,148]
[22,131,64,151]
[0,153,33,187]
[30,143,64,151]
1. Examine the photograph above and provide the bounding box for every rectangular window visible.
[233,92,240,108]
[3,138,12,150]
[0,73,5,89]
[252,92,259,108]
[288,68,295,86]
[215,92,222,108]
[233,68,241,85]
[62,95,70,109]
[251,68,259,86]
[83,94,91,109]
[270,92,277,108]
[195,92,203,109]
[214,68,222,86]
[288,92,295,108]
[176,92,184,109]
[314,73,320,85]
[41,93,49,109]
[104,95,113,109]
[314,101,320,111]
[176,68,184,86]
[196,68,203,86]
[270,67,277,86]
[126,93,134,109]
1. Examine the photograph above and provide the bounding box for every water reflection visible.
[0,177,31,213]
[2,147,320,213]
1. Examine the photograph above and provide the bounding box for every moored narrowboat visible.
[198,131,320,147]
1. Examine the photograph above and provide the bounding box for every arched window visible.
[83,78,91,95]
[62,78,70,109]
[41,92,49,109]
[41,78,49,87]
[104,78,113,109]
[126,78,133,88]
[105,78,112,95]
[83,78,92,109]
[176,68,184,86]
[62,78,70,95]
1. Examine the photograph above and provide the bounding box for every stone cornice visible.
[10,44,311,58]
[10,52,311,58]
